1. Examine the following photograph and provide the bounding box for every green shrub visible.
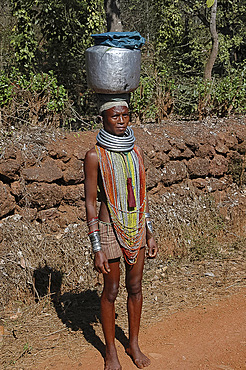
[0,69,69,127]
[130,66,175,123]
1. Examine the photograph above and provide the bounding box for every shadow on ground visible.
[33,265,128,357]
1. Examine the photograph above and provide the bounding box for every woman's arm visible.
[84,149,110,273]
[138,146,158,259]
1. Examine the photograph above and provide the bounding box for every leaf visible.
[206,0,215,8]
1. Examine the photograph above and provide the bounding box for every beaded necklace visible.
[96,145,146,264]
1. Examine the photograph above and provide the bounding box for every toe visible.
[135,359,144,369]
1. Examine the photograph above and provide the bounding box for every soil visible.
[38,289,246,370]
[1,251,246,370]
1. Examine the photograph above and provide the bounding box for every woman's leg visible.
[101,260,122,370]
[125,247,150,368]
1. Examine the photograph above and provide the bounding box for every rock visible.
[58,204,86,224]
[209,155,228,177]
[204,272,215,277]
[22,158,63,183]
[237,141,246,155]
[24,182,63,209]
[153,137,172,153]
[192,178,208,189]
[206,178,228,192]
[161,162,187,185]
[169,139,186,151]
[3,147,17,159]
[187,157,210,178]
[195,144,216,158]
[184,136,199,151]
[37,208,60,222]
[168,147,182,160]
[179,148,194,159]
[0,159,20,181]
[152,152,169,168]
[62,157,84,184]
[47,142,72,162]
[10,181,22,197]
[62,184,85,204]
[20,208,38,221]
[215,140,229,154]
[146,166,162,189]
[0,181,15,218]
[222,133,238,150]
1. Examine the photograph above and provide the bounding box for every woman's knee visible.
[126,278,142,296]
[103,282,119,303]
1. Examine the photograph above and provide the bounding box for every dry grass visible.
[0,216,97,310]
[150,181,246,260]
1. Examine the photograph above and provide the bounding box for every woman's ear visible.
[97,115,103,123]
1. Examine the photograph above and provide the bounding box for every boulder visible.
[215,140,229,154]
[62,157,84,184]
[209,155,228,177]
[168,148,182,160]
[146,166,162,189]
[37,208,60,222]
[0,159,20,181]
[61,184,85,204]
[10,181,22,197]
[184,135,199,151]
[22,158,63,183]
[47,142,72,162]
[195,144,215,159]
[187,157,210,178]
[161,162,187,185]
[0,181,15,218]
[206,178,228,192]
[152,152,169,168]
[24,182,63,209]
[237,141,246,155]
[179,148,194,159]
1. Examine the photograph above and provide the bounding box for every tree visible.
[203,0,218,80]
[10,0,106,113]
[104,0,123,32]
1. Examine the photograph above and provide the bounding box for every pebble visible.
[204,272,215,277]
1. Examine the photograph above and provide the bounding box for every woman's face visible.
[103,105,129,136]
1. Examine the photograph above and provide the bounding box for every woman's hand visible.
[146,236,158,258]
[94,251,111,274]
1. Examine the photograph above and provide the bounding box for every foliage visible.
[130,69,175,123]
[0,68,69,127]
[9,0,106,114]
[1,0,246,120]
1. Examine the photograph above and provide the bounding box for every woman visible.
[84,101,158,370]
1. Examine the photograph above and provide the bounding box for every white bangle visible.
[88,230,102,253]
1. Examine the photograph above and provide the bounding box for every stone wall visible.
[0,119,245,229]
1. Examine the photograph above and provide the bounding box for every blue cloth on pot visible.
[91,31,145,50]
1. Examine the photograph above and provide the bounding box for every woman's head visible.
[102,104,129,136]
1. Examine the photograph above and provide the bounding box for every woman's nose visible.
[118,115,124,123]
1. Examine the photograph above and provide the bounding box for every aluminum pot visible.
[85,46,141,94]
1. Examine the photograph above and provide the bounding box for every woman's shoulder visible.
[85,147,98,163]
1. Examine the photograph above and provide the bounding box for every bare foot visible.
[105,345,122,370]
[126,345,151,368]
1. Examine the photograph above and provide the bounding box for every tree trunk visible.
[104,0,123,32]
[204,0,218,80]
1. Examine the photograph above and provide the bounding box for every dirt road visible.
[39,289,246,370]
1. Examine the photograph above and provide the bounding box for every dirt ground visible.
[1,249,246,370]
[38,289,246,370]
